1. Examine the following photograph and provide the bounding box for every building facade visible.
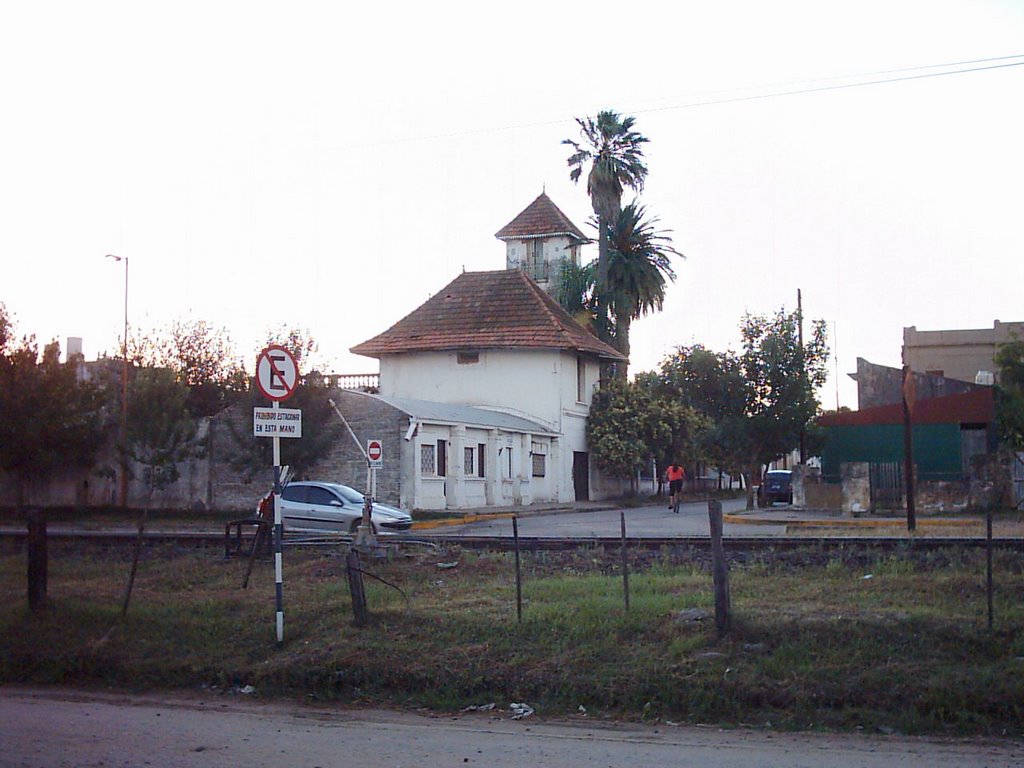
[903,321,1024,384]
[349,269,624,509]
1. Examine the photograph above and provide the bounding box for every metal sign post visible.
[326,399,379,550]
[255,345,300,647]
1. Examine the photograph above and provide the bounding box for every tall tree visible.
[604,202,681,375]
[995,335,1024,450]
[587,378,706,492]
[737,310,829,507]
[564,111,648,348]
[656,312,829,509]
[554,259,598,332]
[262,326,320,375]
[125,367,202,499]
[134,320,248,418]
[0,319,106,506]
[224,329,339,482]
[656,345,750,485]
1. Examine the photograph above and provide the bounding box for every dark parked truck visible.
[758,470,793,506]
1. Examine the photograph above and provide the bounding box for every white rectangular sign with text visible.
[253,407,303,438]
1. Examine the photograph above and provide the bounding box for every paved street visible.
[438,496,788,538]
[2,688,1020,768]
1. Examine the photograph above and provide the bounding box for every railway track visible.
[1,527,1022,554]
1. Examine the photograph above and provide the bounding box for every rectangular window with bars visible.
[532,453,546,477]
[464,446,474,476]
[420,444,436,476]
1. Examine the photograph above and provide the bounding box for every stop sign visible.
[367,439,383,466]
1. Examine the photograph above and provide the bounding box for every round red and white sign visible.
[367,440,383,462]
[255,345,299,402]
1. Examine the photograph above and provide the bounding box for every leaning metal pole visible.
[327,399,377,548]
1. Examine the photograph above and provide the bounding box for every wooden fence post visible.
[27,509,47,612]
[346,549,368,627]
[513,516,523,623]
[708,500,730,638]
[986,507,994,630]
[620,511,630,611]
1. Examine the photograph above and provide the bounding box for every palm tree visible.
[554,259,601,334]
[563,111,648,346]
[604,202,682,378]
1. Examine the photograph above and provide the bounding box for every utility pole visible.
[798,288,806,465]
[902,365,917,531]
[106,254,129,509]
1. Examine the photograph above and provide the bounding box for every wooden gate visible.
[869,462,904,511]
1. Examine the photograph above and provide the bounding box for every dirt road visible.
[2,687,1021,768]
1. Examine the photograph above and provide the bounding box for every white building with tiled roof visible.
[348,268,625,509]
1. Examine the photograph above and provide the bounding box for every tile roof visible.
[350,269,624,360]
[494,192,588,242]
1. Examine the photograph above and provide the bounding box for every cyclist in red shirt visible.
[665,463,686,512]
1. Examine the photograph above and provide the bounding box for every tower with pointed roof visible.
[494,192,588,293]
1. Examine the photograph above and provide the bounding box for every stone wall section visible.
[855,358,983,410]
[303,390,407,508]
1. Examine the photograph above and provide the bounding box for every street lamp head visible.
[105,254,123,262]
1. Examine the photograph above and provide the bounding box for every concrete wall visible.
[379,349,596,430]
[840,462,871,515]
[2,423,213,511]
[378,348,608,503]
[854,358,984,410]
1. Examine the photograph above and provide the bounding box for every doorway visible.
[573,451,590,501]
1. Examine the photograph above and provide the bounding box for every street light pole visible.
[106,254,129,509]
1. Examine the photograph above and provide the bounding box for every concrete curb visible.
[410,503,619,530]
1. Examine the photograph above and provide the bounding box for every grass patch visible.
[1,541,1022,736]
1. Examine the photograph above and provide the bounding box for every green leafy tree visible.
[263,326,319,374]
[655,312,829,508]
[587,378,705,493]
[604,202,681,376]
[634,370,710,487]
[564,111,648,347]
[655,345,750,485]
[126,367,202,499]
[224,329,340,483]
[0,310,106,506]
[554,259,601,335]
[587,380,659,486]
[995,336,1024,450]
[737,310,829,506]
[121,366,205,615]
[136,320,247,418]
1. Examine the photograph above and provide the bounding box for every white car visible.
[266,481,412,534]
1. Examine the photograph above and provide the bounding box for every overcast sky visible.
[2,0,1022,409]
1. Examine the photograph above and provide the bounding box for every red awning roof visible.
[818,388,994,427]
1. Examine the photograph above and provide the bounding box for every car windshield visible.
[332,485,365,504]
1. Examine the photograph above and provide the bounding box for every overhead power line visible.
[380,54,1024,145]
[640,55,1024,115]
